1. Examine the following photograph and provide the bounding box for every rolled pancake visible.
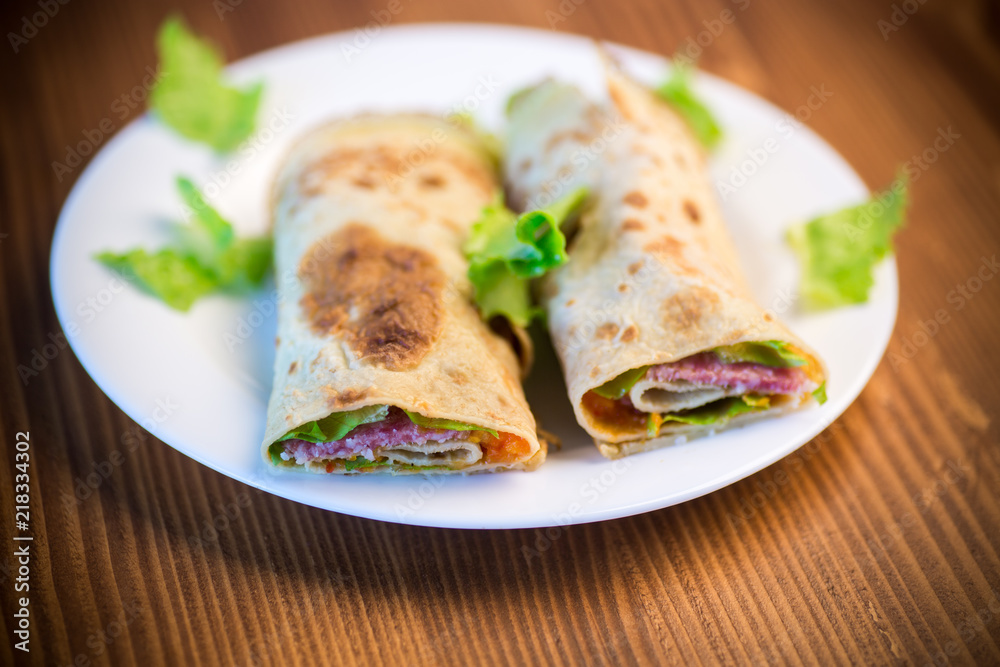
[264,115,545,473]
[504,68,827,459]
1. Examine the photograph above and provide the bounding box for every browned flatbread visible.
[504,67,826,458]
[263,115,544,473]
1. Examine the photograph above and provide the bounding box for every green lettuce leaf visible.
[176,175,233,249]
[467,261,540,329]
[343,457,446,472]
[713,341,807,368]
[786,178,908,310]
[268,449,443,472]
[95,248,218,311]
[741,394,772,409]
[343,456,393,472]
[150,16,263,151]
[277,405,390,444]
[813,381,828,405]
[95,177,272,311]
[504,85,535,115]
[176,176,273,288]
[402,410,498,438]
[592,366,650,400]
[647,396,767,435]
[662,396,764,425]
[214,236,273,291]
[464,188,587,327]
[655,61,722,150]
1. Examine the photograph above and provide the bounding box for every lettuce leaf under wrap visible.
[592,341,807,399]
[273,406,499,452]
[712,341,807,368]
[276,405,390,444]
[646,396,766,436]
[464,188,588,327]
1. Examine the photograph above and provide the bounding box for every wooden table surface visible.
[2,0,999,664]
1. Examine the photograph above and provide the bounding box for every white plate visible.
[50,23,896,529]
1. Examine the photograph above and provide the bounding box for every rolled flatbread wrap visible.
[263,115,545,473]
[504,69,827,459]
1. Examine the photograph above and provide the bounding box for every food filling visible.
[268,406,531,472]
[584,341,824,437]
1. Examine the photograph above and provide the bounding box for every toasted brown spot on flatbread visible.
[656,212,667,223]
[353,175,376,189]
[437,151,495,197]
[621,325,638,342]
[299,142,493,198]
[623,191,648,208]
[547,129,593,151]
[617,283,628,292]
[440,217,462,233]
[324,387,369,409]
[595,323,620,340]
[288,361,298,375]
[608,87,634,120]
[683,199,701,224]
[627,260,644,275]
[566,298,576,306]
[663,287,720,328]
[763,312,774,322]
[447,368,468,385]
[644,236,700,276]
[420,173,445,188]
[644,236,685,260]
[622,218,645,232]
[298,148,375,194]
[396,199,429,222]
[299,224,445,370]
[275,336,281,346]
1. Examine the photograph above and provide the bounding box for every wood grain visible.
[2,0,999,664]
